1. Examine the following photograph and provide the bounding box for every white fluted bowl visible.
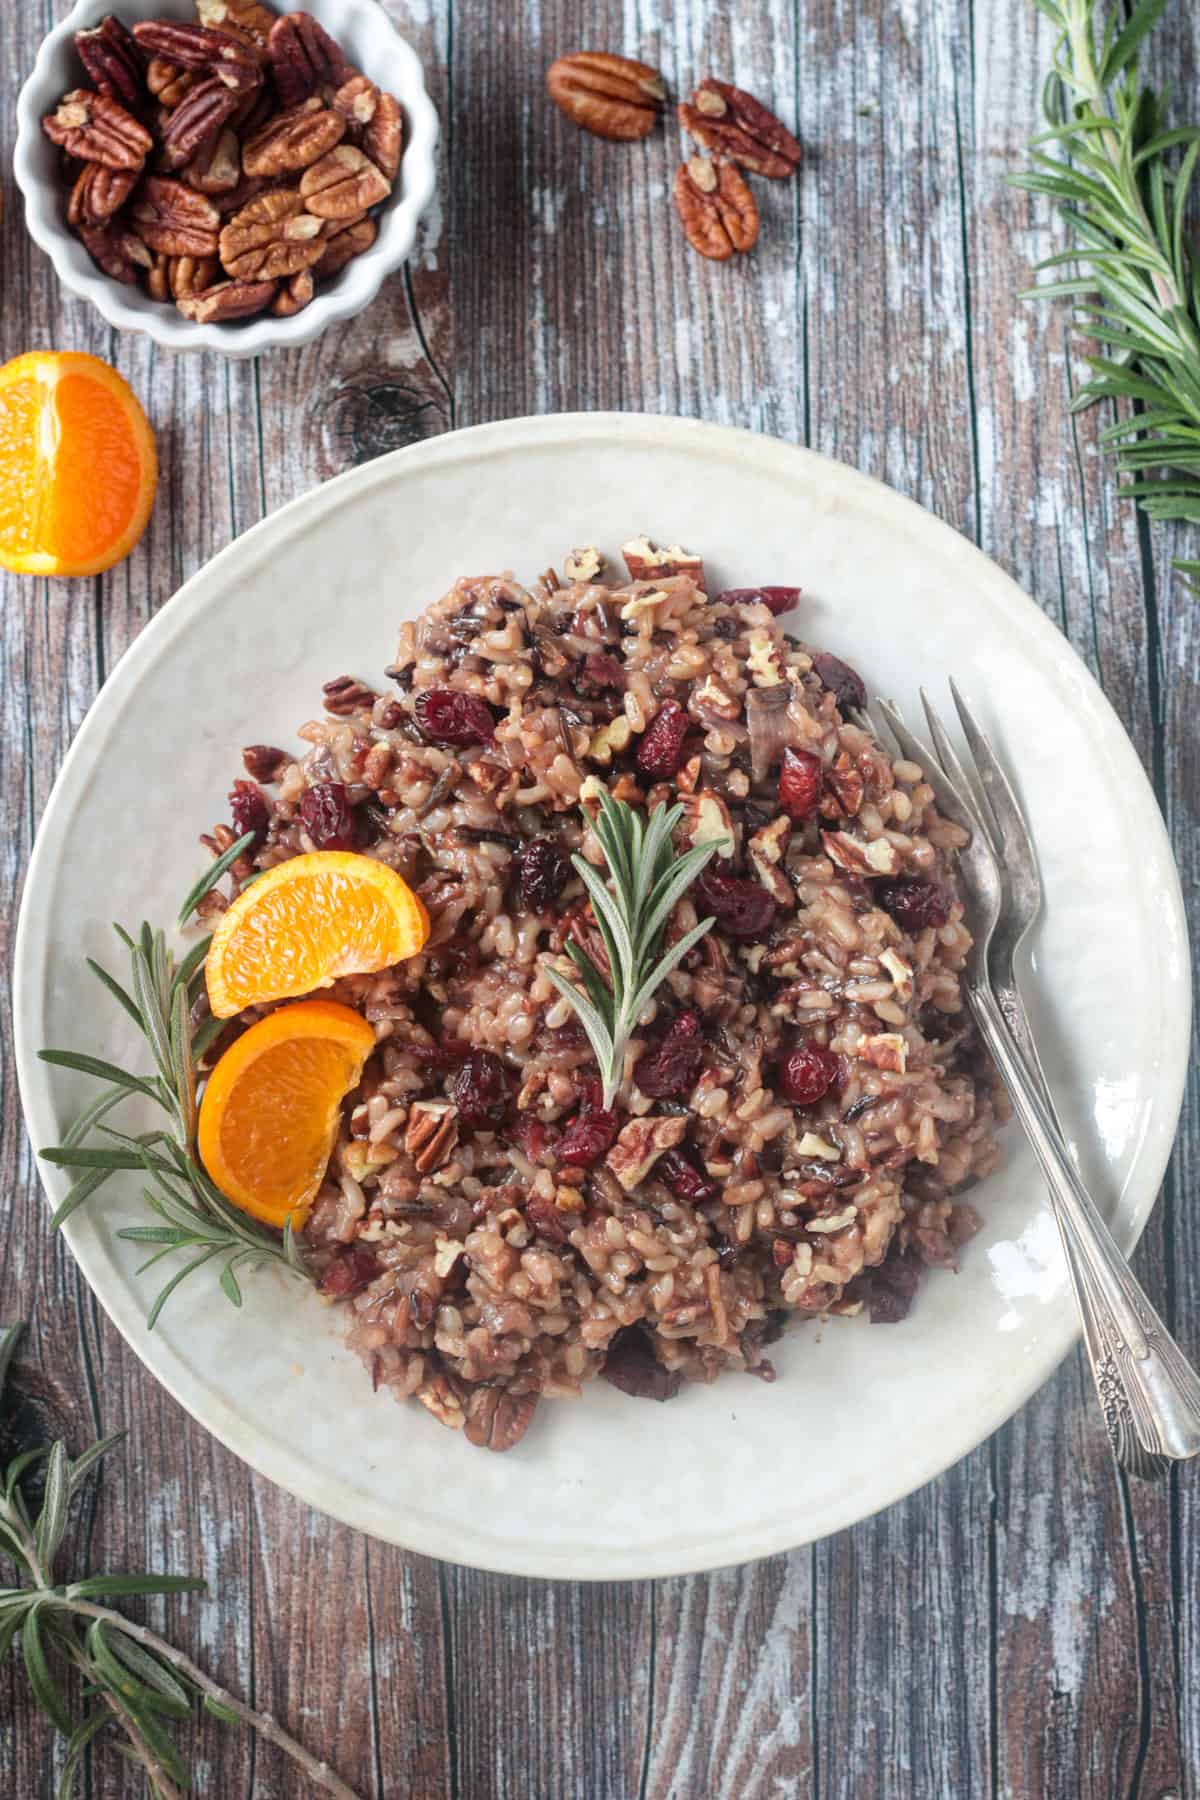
[14,0,438,357]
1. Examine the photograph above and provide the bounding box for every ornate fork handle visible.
[970,981,1200,1469]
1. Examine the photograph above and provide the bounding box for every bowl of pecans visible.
[14,0,438,354]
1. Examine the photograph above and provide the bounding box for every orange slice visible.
[198,999,376,1227]
[205,850,430,1020]
[0,351,157,576]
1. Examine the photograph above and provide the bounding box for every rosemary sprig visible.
[1013,0,1200,587]
[0,1323,360,1800]
[38,836,313,1326]
[544,791,730,1109]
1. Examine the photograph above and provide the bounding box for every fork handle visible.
[970,983,1200,1468]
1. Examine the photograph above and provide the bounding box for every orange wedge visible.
[0,351,157,576]
[205,850,430,1020]
[198,999,376,1227]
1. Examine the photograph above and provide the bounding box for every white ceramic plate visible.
[15,415,1190,1579]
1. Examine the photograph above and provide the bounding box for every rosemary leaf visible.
[176,830,256,926]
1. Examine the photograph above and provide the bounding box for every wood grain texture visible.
[1,0,1198,1796]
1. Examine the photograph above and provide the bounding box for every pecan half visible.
[243,96,345,175]
[312,211,375,276]
[160,76,241,168]
[606,1114,688,1192]
[67,160,138,228]
[185,125,241,194]
[680,78,802,179]
[546,51,666,141]
[42,90,152,170]
[299,143,389,218]
[270,269,315,315]
[78,221,147,285]
[197,0,274,45]
[74,17,144,113]
[268,12,357,109]
[147,251,221,302]
[463,1388,538,1453]
[621,534,706,589]
[130,177,220,257]
[219,189,325,278]
[175,277,277,321]
[146,57,195,110]
[241,743,290,781]
[673,153,759,261]
[404,1100,459,1173]
[331,74,378,128]
[364,90,403,180]
[132,21,263,92]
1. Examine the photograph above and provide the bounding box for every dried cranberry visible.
[228,779,269,851]
[300,782,361,850]
[317,1246,378,1299]
[523,1196,570,1244]
[414,688,496,746]
[558,1084,619,1166]
[582,652,626,690]
[601,1327,682,1402]
[512,1114,559,1165]
[810,651,867,712]
[777,1042,840,1107]
[874,876,950,932]
[656,1147,717,1205]
[634,1011,704,1099]
[778,747,822,822]
[694,863,777,941]
[520,836,571,912]
[449,1051,512,1131]
[714,585,801,617]
[636,700,691,779]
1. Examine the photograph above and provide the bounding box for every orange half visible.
[198,1000,376,1227]
[0,351,157,576]
[205,850,430,1019]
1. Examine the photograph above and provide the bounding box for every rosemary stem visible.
[63,1637,186,1800]
[66,1602,362,1800]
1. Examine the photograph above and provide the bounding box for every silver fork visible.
[872,690,1200,1476]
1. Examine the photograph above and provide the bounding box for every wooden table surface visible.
[3,1,1198,1795]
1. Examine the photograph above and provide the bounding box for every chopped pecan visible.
[175,277,277,321]
[299,143,390,218]
[404,1100,459,1173]
[271,268,315,315]
[243,95,345,175]
[821,829,901,877]
[131,21,263,92]
[546,51,666,141]
[364,90,403,180]
[463,1388,539,1452]
[748,814,794,907]
[145,57,195,110]
[621,534,706,590]
[606,1114,688,1193]
[67,160,138,228]
[564,545,605,583]
[185,125,241,194]
[268,12,357,108]
[821,751,866,821]
[680,77,802,178]
[241,743,290,781]
[683,788,735,851]
[322,673,378,714]
[219,189,325,279]
[856,1033,908,1074]
[415,1371,465,1432]
[197,0,274,45]
[74,17,144,113]
[78,221,145,285]
[159,76,241,168]
[673,153,759,261]
[42,90,152,170]
[130,176,220,257]
[313,212,376,276]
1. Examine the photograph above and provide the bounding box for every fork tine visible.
[875,698,982,843]
[948,678,1041,888]
[919,689,1004,860]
